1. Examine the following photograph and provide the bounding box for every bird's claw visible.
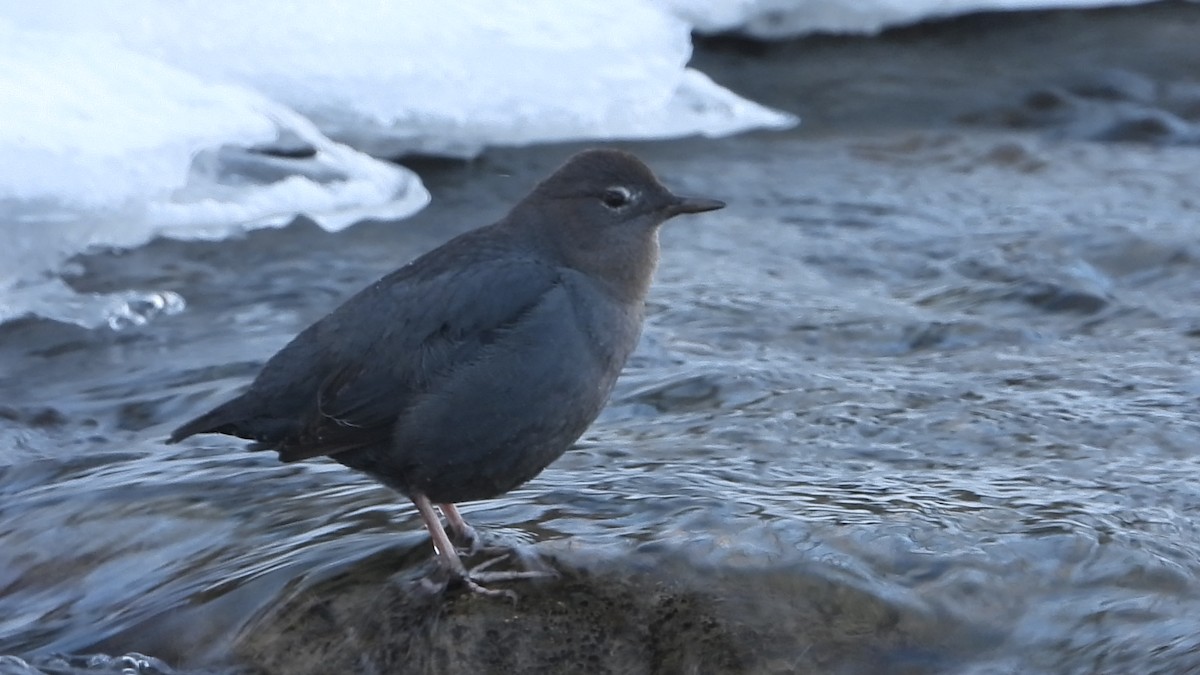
[441,552,558,601]
[455,575,520,602]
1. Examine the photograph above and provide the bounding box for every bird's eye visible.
[601,186,633,210]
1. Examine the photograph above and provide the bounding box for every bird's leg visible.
[412,493,471,576]
[438,502,480,553]
[440,501,545,570]
[412,494,547,599]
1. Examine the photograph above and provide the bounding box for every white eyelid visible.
[602,186,636,209]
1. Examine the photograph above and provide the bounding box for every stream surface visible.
[2,5,1199,673]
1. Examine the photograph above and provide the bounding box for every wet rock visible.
[618,371,768,414]
[234,553,986,675]
[961,67,1200,145]
[1012,280,1109,314]
[0,318,104,361]
[976,141,1048,173]
[1163,82,1200,121]
[1088,108,1196,144]
[0,406,67,429]
[945,254,1113,316]
[1021,87,1080,121]
[237,562,742,674]
[1067,68,1157,103]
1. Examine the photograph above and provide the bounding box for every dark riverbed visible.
[3,4,1200,674]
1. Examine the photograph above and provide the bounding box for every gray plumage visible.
[169,148,724,594]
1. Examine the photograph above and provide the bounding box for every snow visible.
[0,15,429,327]
[0,1,796,328]
[665,0,1159,38]
[0,0,1156,328]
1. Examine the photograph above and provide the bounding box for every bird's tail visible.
[166,399,247,444]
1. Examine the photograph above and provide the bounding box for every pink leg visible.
[412,493,547,598]
[412,493,466,575]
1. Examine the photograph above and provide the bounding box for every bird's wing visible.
[259,255,564,462]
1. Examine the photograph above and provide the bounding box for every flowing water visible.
[3,6,1200,674]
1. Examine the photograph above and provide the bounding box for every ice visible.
[7,0,795,157]
[0,21,422,224]
[665,0,1159,38]
[0,17,428,328]
[6,0,1156,329]
[0,1,795,329]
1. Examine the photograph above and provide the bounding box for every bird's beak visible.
[665,195,726,216]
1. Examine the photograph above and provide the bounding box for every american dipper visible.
[169,149,724,596]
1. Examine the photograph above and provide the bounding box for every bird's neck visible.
[620,230,660,302]
[499,205,661,305]
[572,228,660,305]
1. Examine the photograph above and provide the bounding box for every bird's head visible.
[513,148,724,300]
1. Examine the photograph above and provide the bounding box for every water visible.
[3,5,1200,673]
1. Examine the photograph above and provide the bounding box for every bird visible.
[168,148,725,596]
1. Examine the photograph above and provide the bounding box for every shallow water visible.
[4,5,1200,674]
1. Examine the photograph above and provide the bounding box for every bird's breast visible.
[558,269,645,370]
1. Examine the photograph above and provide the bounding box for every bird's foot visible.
[470,551,557,579]
[450,523,483,556]
[439,503,484,555]
[448,521,532,560]
[450,573,520,601]
[443,553,557,601]
[456,536,519,560]
[417,498,555,600]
